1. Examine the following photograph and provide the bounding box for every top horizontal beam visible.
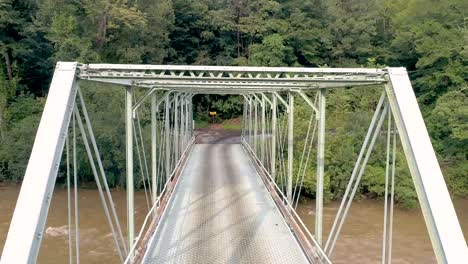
[77,63,388,92]
[80,63,385,74]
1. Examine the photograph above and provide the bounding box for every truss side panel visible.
[0,62,78,263]
[385,67,467,263]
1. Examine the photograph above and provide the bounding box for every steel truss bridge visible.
[1,63,467,263]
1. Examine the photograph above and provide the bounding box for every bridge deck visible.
[142,143,309,264]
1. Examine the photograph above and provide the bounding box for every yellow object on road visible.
[209,111,217,116]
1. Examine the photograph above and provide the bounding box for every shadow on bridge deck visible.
[194,126,241,144]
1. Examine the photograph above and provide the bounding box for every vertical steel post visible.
[287,92,294,203]
[190,95,194,137]
[249,96,253,145]
[72,112,79,263]
[174,94,179,160]
[187,96,191,141]
[271,94,277,181]
[242,97,246,138]
[125,86,134,250]
[151,92,157,203]
[185,94,188,141]
[180,94,185,152]
[165,94,171,179]
[261,95,266,163]
[66,130,72,264]
[185,95,189,145]
[185,96,188,145]
[247,96,250,140]
[189,96,193,137]
[184,96,187,144]
[316,88,326,245]
[254,97,258,154]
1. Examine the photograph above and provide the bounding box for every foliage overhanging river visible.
[1,184,467,263]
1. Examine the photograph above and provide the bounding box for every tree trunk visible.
[96,11,108,49]
[1,49,12,140]
[236,5,241,58]
[237,28,241,58]
[4,49,13,80]
[0,106,4,141]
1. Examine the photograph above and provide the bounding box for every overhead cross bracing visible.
[78,64,387,93]
[1,62,467,264]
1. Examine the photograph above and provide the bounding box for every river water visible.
[1,184,467,263]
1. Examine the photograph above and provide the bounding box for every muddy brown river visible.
[1,184,467,263]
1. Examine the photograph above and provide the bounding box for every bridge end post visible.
[384,67,468,263]
[0,62,79,263]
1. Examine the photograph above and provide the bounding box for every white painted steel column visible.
[125,86,134,250]
[246,96,250,141]
[165,94,171,179]
[174,94,179,160]
[316,89,326,246]
[189,95,193,137]
[242,97,246,138]
[249,96,253,145]
[287,92,294,203]
[180,94,185,154]
[261,95,266,163]
[254,98,258,154]
[385,67,468,263]
[185,95,189,146]
[190,95,194,137]
[151,92,157,203]
[271,94,277,181]
[0,62,78,263]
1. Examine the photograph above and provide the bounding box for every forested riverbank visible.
[0,0,466,208]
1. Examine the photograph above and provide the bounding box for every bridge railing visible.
[242,137,332,264]
[124,135,195,263]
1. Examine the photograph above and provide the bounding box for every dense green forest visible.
[0,0,466,207]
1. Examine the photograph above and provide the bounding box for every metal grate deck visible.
[142,144,309,264]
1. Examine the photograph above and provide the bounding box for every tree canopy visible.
[0,0,466,207]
